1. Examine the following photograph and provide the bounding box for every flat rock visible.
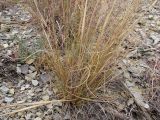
[127,98,134,106]
[7,50,12,56]
[150,33,160,45]
[25,72,37,81]
[34,117,42,120]
[4,97,14,103]
[21,64,29,74]
[42,95,50,101]
[9,88,15,94]
[0,85,9,93]
[31,80,39,86]
[3,43,9,48]
[40,73,51,82]
[25,113,32,120]
[16,66,21,73]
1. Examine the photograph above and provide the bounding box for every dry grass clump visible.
[26,0,140,102]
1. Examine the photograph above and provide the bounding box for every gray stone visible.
[25,113,32,120]
[9,42,14,47]
[42,95,50,101]
[20,86,26,91]
[0,85,9,93]
[3,43,9,48]
[53,114,62,120]
[34,117,42,120]
[25,84,30,88]
[25,72,37,81]
[31,80,39,86]
[4,97,14,103]
[127,98,134,106]
[7,50,12,56]
[16,66,21,74]
[21,64,29,74]
[9,89,15,94]
[150,33,160,45]
[40,73,51,82]
[148,15,154,20]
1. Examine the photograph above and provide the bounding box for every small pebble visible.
[4,97,14,103]
[20,86,26,91]
[19,118,25,120]
[3,43,9,48]
[28,90,35,96]
[157,21,160,26]
[32,80,39,86]
[127,98,134,106]
[36,112,42,116]
[29,70,33,73]
[9,88,15,94]
[16,66,21,74]
[21,64,29,74]
[7,50,12,56]
[18,112,23,116]
[25,84,30,88]
[46,104,53,109]
[0,85,9,93]
[25,72,37,81]
[148,15,154,20]
[144,104,150,109]
[10,42,14,47]
[0,24,10,32]
[34,117,42,120]
[17,64,21,67]
[42,95,50,101]
[25,113,32,120]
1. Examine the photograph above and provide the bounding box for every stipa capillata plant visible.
[25,0,140,103]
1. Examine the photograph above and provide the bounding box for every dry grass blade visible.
[0,99,73,117]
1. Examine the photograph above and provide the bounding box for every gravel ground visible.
[0,1,160,120]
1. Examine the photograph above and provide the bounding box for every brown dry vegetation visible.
[25,0,141,103]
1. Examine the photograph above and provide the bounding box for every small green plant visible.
[26,0,140,103]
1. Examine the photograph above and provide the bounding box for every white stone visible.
[34,117,42,120]
[9,89,15,94]
[20,86,26,91]
[3,43,9,48]
[21,64,29,74]
[0,86,9,93]
[4,97,14,103]
[7,50,12,56]
[32,80,39,86]
[42,95,50,101]
[16,66,21,73]
[25,72,37,81]
[148,15,154,20]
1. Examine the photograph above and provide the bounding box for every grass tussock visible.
[26,0,140,102]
